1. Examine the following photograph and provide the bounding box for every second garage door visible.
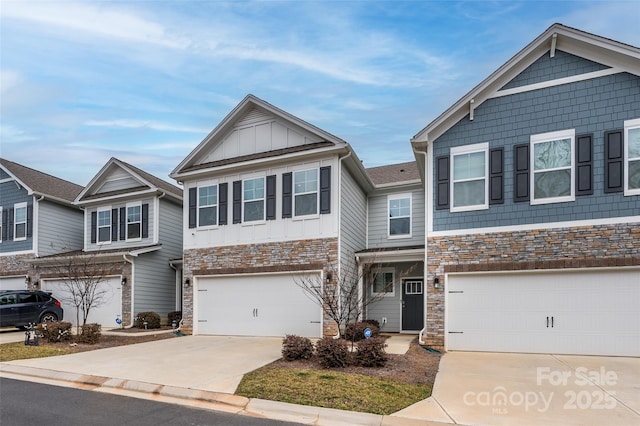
[196,273,322,338]
[447,268,640,356]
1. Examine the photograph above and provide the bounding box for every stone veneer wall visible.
[424,222,640,350]
[0,253,32,280]
[182,237,339,336]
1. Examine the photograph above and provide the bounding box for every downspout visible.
[122,254,135,328]
[336,150,352,337]
[412,145,428,345]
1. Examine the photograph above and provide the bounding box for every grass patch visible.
[0,342,76,362]
[236,365,431,415]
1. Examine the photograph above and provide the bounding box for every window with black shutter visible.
[575,134,593,196]
[282,172,292,218]
[604,130,623,193]
[513,144,530,202]
[436,156,449,210]
[188,187,197,228]
[489,148,504,204]
[319,166,331,214]
[219,183,228,225]
[232,180,242,224]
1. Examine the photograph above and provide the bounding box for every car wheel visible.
[39,313,58,323]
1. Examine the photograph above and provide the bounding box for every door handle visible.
[551,316,554,328]
[546,316,549,328]
[252,308,256,317]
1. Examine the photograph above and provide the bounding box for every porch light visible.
[121,277,127,286]
[434,277,440,289]
[184,278,191,287]
[325,273,332,283]
[25,276,31,285]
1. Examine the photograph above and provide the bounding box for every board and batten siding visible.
[367,190,425,249]
[84,198,156,250]
[339,166,367,277]
[37,200,83,257]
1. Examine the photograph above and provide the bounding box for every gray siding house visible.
[33,158,183,328]
[0,158,83,292]
[412,24,640,357]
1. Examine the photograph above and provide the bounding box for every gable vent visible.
[237,106,272,126]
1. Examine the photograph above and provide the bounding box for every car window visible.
[18,293,39,303]
[0,294,17,305]
[38,294,51,302]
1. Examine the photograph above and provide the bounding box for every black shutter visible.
[142,204,149,238]
[436,156,449,210]
[576,134,593,196]
[26,205,33,237]
[218,183,228,225]
[119,207,126,240]
[232,180,242,224]
[489,148,504,205]
[319,166,331,214]
[1,208,7,241]
[266,175,276,220]
[7,208,13,240]
[604,130,623,193]
[91,211,97,243]
[111,208,118,241]
[188,188,197,228]
[282,172,292,218]
[514,144,530,202]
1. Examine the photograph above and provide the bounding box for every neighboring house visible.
[0,158,83,291]
[411,24,640,357]
[32,158,183,328]
[171,95,373,337]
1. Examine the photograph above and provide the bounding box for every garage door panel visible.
[197,273,322,338]
[447,269,640,356]
[0,277,27,291]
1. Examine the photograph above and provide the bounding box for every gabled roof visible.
[171,94,350,179]
[76,157,182,204]
[366,161,421,186]
[412,23,640,145]
[0,158,83,204]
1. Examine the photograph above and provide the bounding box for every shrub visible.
[168,311,182,327]
[354,337,387,367]
[281,335,314,361]
[363,319,380,329]
[37,321,73,343]
[344,321,380,342]
[76,323,102,344]
[135,311,161,329]
[315,337,349,368]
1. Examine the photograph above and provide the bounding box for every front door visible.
[402,279,423,331]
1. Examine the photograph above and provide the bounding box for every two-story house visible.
[32,158,183,328]
[0,158,83,290]
[412,24,640,357]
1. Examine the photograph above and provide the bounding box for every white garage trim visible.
[194,271,323,338]
[445,267,640,357]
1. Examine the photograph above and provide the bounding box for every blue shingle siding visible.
[433,72,640,231]
[0,182,33,252]
[0,169,10,180]
[501,50,610,90]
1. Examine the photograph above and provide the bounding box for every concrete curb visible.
[0,363,451,426]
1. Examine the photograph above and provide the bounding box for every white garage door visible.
[447,268,640,356]
[196,273,322,338]
[0,276,26,291]
[42,277,122,328]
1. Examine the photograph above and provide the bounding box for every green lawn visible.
[236,365,431,415]
[0,342,76,362]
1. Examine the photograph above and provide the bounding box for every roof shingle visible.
[0,158,83,203]
[366,161,420,185]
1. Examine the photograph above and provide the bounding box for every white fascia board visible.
[75,189,158,207]
[129,245,162,256]
[357,248,425,263]
[75,158,117,202]
[0,249,34,257]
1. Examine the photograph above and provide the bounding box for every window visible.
[404,280,423,295]
[294,169,318,216]
[451,143,488,212]
[388,194,411,237]
[126,203,142,240]
[531,129,575,204]
[198,185,218,227]
[243,177,265,222]
[14,203,27,241]
[625,118,640,195]
[97,208,111,243]
[372,269,395,297]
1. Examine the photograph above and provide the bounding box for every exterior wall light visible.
[25,276,31,285]
[121,277,127,286]
[434,277,440,289]
[185,278,191,287]
[325,273,332,283]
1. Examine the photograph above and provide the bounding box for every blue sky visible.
[1,1,639,185]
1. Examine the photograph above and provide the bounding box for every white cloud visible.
[0,124,37,143]
[0,69,22,94]
[84,119,209,134]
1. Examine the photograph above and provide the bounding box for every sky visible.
[1,1,639,186]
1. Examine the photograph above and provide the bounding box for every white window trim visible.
[293,168,320,219]
[530,129,575,205]
[450,142,489,212]
[624,118,640,196]
[403,279,423,295]
[197,184,218,229]
[371,267,395,297]
[242,176,266,223]
[388,193,412,239]
[0,206,3,243]
[126,202,142,242]
[13,202,27,241]
[96,206,112,245]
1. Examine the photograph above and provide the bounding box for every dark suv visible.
[0,290,64,328]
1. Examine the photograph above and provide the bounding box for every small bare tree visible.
[41,250,116,334]
[295,255,412,338]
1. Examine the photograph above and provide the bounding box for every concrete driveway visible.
[397,351,640,425]
[0,328,25,344]
[3,335,282,394]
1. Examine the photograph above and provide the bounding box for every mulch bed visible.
[106,326,175,334]
[272,339,441,386]
[36,332,177,353]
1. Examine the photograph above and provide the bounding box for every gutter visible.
[412,145,429,346]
